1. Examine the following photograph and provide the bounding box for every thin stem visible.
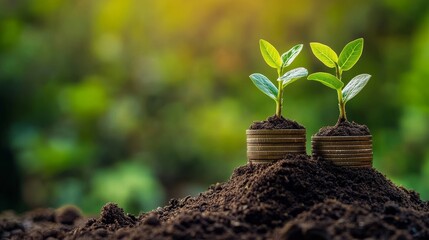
[275,68,283,117]
[335,64,347,124]
[276,82,282,117]
[337,89,346,123]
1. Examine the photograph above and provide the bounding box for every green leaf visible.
[259,39,282,69]
[310,42,338,68]
[342,74,371,103]
[338,38,364,71]
[307,72,344,90]
[278,67,308,88]
[249,73,279,101]
[281,44,303,68]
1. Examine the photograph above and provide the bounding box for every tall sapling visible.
[249,39,308,117]
[308,38,371,124]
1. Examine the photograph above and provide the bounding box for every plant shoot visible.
[308,38,371,124]
[250,39,308,117]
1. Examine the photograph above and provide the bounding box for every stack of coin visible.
[246,129,306,164]
[311,135,372,168]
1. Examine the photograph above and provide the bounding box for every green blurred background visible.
[1,0,429,215]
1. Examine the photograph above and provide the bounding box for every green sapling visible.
[249,39,308,117]
[308,38,371,124]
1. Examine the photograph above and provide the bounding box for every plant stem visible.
[275,68,283,117]
[335,65,347,124]
[276,82,282,117]
[337,89,346,123]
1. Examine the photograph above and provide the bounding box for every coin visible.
[248,151,305,158]
[311,144,372,150]
[312,150,373,155]
[247,155,286,160]
[247,134,306,139]
[247,146,306,151]
[312,141,372,146]
[246,129,306,135]
[248,159,277,164]
[311,135,372,141]
[329,159,373,164]
[247,138,306,143]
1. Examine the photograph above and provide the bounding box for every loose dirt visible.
[250,115,304,129]
[315,121,371,136]
[1,155,428,239]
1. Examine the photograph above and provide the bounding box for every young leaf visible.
[249,73,279,101]
[259,39,282,69]
[338,38,364,71]
[281,44,303,68]
[278,67,308,88]
[307,72,344,90]
[310,42,338,68]
[342,74,371,103]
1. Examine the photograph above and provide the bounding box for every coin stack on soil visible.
[246,129,306,164]
[311,135,373,167]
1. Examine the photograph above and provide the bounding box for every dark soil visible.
[0,205,84,239]
[316,120,371,136]
[1,155,428,239]
[250,115,304,129]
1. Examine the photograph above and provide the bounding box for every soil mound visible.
[315,121,371,136]
[279,199,429,239]
[250,115,304,129]
[1,155,428,239]
[0,205,83,239]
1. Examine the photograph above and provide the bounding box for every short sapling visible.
[308,38,371,124]
[250,39,308,117]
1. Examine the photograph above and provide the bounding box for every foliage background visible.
[1,0,429,214]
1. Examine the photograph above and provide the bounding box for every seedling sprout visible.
[249,39,308,117]
[308,38,371,124]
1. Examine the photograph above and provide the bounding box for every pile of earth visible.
[1,155,428,239]
[249,115,304,129]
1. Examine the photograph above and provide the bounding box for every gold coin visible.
[313,149,372,156]
[247,146,306,151]
[323,157,373,162]
[248,159,277,164]
[247,155,286,160]
[312,145,372,150]
[312,141,372,146]
[314,156,373,161]
[344,165,373,168]
[311,135,372,141]
[247,134,306,139]
[248,151,305,158]
[246,129,305,135]
[247,138,306,143]
[328,160,372,165]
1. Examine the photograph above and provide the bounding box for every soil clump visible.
[316,121,371,136]
[249,115,304,129]
[1,155,428,239]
